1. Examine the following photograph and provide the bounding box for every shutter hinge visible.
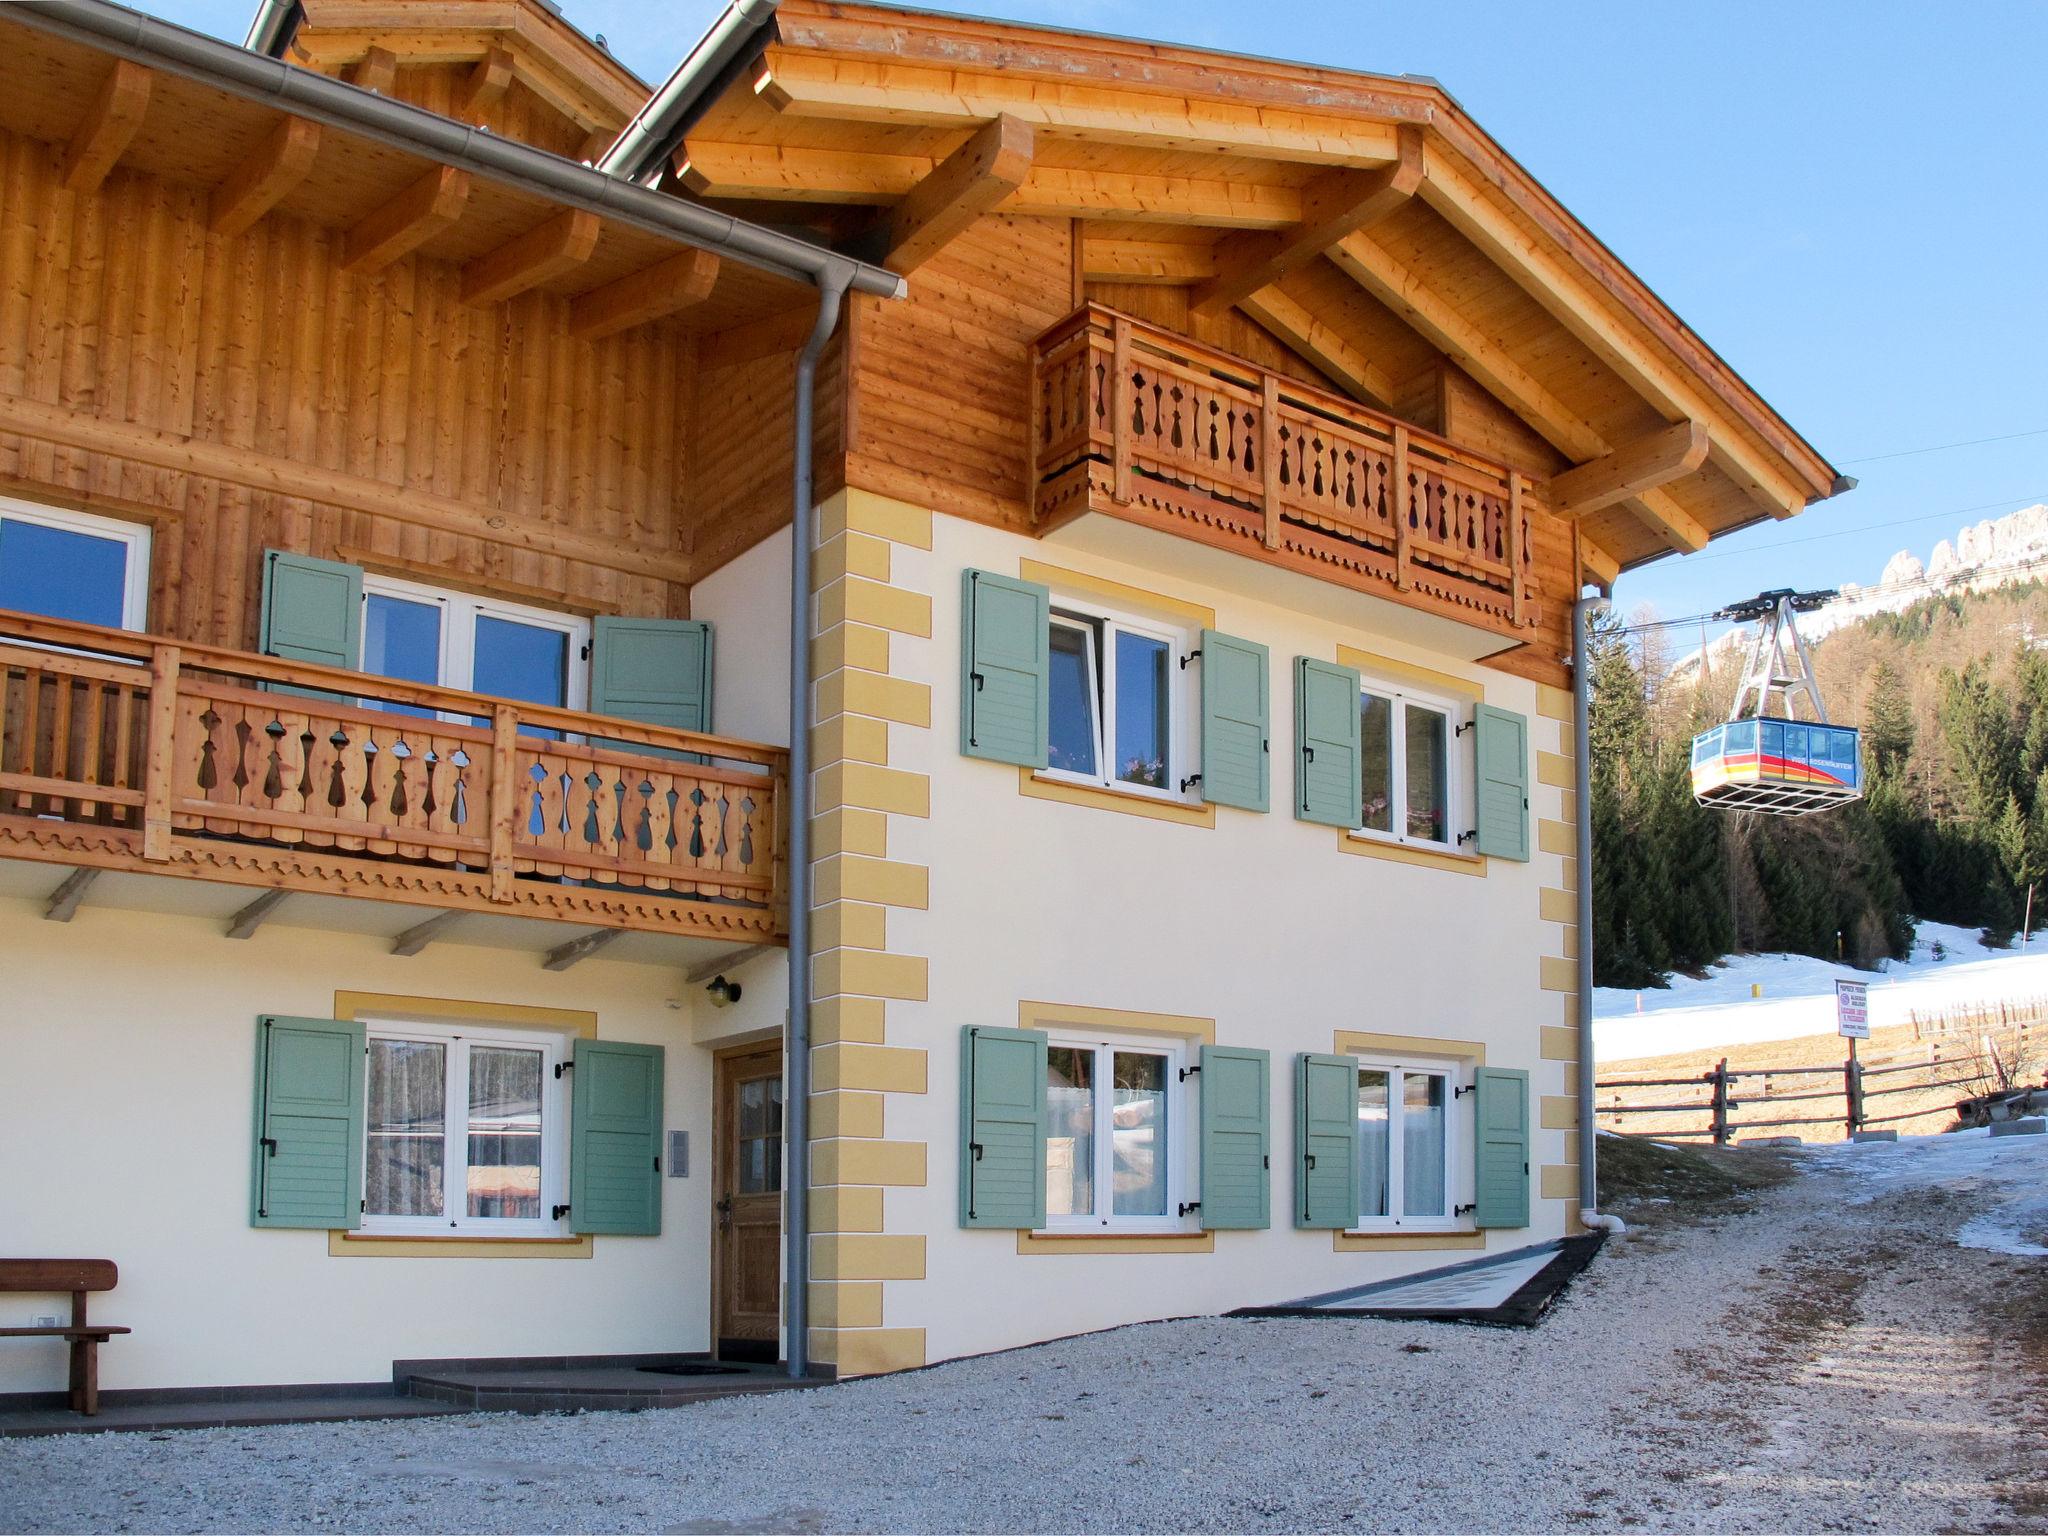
[260,1137,278,1156]
[1455,719,1475,737]
[554,1061,574,1079]
[1263,1154,1270,1169]
[1177,1062,1201,1082]
[360,1199,366,1214]
[580,642,591,661]
[1458,829,1478,846]
[1303,1153,1316,1171]
[1179,773,1202,793]
[1178,1201,1201,1217]
[1455,1202,1476,1217]
[654,1155,661,1174]
[1178,647,1202,670]
[552,1204,571,1220]
[1453,1083,1476,1098]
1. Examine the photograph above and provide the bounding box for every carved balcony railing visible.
[0,609,787,943]
[1028,305,1554,637]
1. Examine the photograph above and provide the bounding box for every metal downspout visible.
[784,271,852,1380]
[1573,593,1623,1235]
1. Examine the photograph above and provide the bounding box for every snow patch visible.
[1811,1126,2048,1255]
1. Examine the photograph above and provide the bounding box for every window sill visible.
[328,1232,594,1260]
[1020,768,1215,828]
[1338,831,1486,877]
[1017,1229,1215,1255]
[1332,1229,1484,1253]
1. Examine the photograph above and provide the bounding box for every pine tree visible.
[1863,661,1915,781]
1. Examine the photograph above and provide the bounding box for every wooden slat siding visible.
[0,127,692,648]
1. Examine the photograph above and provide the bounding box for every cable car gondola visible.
[1690,589,1861,816]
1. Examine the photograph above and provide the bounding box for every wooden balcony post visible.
[487,705,518,903]
[139,644,179,862]
[1024,339,1042,525]
[1508,473,1526,627]
[1111,315,1133,504]
[1392,424,1412,593]
[1260,373,1282,550]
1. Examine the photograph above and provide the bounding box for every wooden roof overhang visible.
[0,5,871,354]
[669,0,1844,582]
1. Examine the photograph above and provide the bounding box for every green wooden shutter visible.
[1199,630,1270,812]
[959,1025,1047,1228]
[1198,1045,1270,1229]
[1294,1052,1359,1229]
[960,570,1049,767]
[251,1014,365,1230]
[259,551,362,698]
[590,616,713,734]
[569,1039,665,1235]
[1473,1066,1531,1229]
[1473,704,1531,861]
[1293,657,1362,826]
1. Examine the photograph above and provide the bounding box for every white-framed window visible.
[0,499,150,632]
[360,575,589,729]
[1356,1060,1460,1232]
[360,1015,570,1238]
[1357,682,1462,850]
[1043,1033,1188,1232]
[1044,600,1188,800]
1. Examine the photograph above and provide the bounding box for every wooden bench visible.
[0,1260,129,1415]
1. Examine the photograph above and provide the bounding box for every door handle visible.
[715,1195,733,1229]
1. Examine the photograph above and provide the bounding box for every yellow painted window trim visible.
[1335,644,1486,703]
[1016,1231,1216,1255]
[328,1233,594,1260]
[1019,999,1216,1045]
[333,991,598,1038]
[1333,1029,1486,1065]
[1337,830,1487,876]
[1332,1231,1486,1253]
[1020,767,1216,828]
[1019,559,1216,629]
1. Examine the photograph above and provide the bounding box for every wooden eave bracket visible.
[1194,123,1423,316]
[210,117,322,239]
[460,208,602,306]
[346,46,398,96]
[569,247,721,340]
[1549,420,1709,518]
[456,47,517,122]
[543,928,623,971]
[344,164,472,274]
[43,868,100,923]
[882,114,1036,274]
[61,60,151,195]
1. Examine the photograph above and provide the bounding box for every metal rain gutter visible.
[242,0,296,56]
[598,0,778,185]
[14,0,905,302]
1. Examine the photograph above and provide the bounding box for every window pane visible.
[1358,1069,1391,1220]
[1113,631,1170,790]
[366,1040,446,1217]
[475,615,570,741]
[0,518,129,628]
[1404,704,1448,843]
[362,594,441,720]
[1111,1051,1168,1217]
[1360,694,1394,833]
[1045,1046,1095,1218]
[736,1076,784,1195]
[1403,1073,1447,1218]
[1047,622,1099,777]
[466,1046,543,1220]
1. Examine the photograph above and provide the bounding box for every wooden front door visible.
[713,1045,784,1361]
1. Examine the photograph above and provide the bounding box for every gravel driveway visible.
[4,1134,2045,1534]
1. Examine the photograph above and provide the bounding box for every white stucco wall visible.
[689,525,792,749]
[0,905,741,1394]
[880,514,1574,1363]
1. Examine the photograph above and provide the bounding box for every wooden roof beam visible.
[209,117,321,239]
[61,60,151,195]
[1581,539,1622,587]
[1549,421,1709,518]
[344,164,470,274]
[1421,155,1812,517]
[1631,489,1710,553]
[570,247,722,340]
[883,114,1035,274]
[1240,284,1396,408]
[1192,125,1423,317]
[751,51,1405,166]
[456,46,516,122]
[460,208,601,306]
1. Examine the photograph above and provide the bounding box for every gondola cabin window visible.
[0,500,150,631]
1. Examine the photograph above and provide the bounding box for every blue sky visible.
[160,0,2048,629]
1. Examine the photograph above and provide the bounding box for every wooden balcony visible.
[1027,306,1565,642]
[0,611,787,946]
